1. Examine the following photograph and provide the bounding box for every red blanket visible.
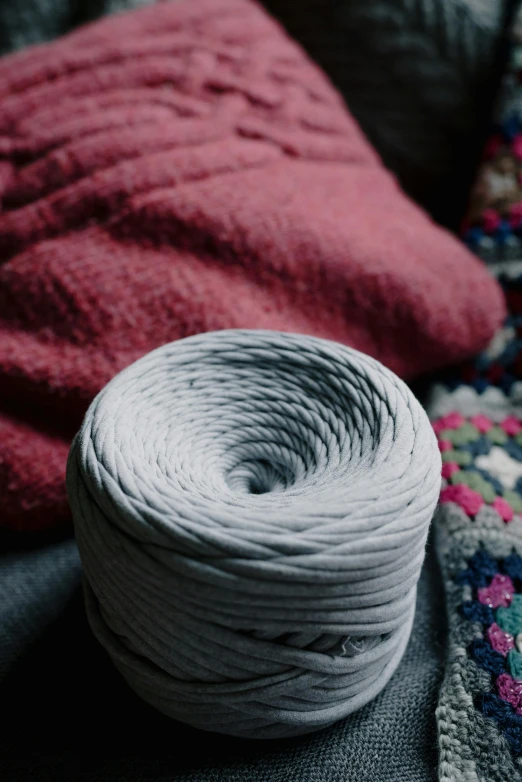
[0,0,505,531]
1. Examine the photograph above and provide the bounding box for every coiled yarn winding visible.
[67,330,441,738]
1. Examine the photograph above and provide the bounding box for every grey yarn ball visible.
[66,330,441,739]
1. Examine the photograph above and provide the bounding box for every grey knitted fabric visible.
[0,537,81,682]
[66,329,441,739]
[263,0,510,226]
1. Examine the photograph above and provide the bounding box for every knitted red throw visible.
[0,0,505,531]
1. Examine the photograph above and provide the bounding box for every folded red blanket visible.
[0,0,505,531]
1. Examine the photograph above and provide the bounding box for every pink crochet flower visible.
[438,439,453,452]
[470,414,493,434]
[433,413,465,435]
[482,208,501,233]
[439,484,483,516]
[441,462,459,479]
[478,574,514,608]
[492,496,514,523]
[487,623,515,656]
[500,416,522,436]
[496,673,522,713]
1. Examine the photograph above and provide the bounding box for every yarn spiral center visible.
[226,459,289,494]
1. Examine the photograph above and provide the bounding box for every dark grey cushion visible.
[263,0,512,227]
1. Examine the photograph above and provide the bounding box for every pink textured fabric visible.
[478,575,514,608]
[433,413,467,435]
[492,497,515,523]
[487,624,515,656]
[471,414,494,434]
[438,440,453,453]
[441,462,460,479]
[500,416,522,436]
[496,673,522,714]
[0,0,505,531]
[440,485,484,516]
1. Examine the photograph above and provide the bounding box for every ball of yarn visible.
[67,329,441,739]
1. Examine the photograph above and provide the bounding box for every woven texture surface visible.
[0,0,505,533]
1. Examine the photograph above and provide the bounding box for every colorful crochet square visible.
[457,549,522,755]
[434,408,522,521]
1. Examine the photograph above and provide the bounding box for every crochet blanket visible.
[429,7,522,777]
[429,273,522,781]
